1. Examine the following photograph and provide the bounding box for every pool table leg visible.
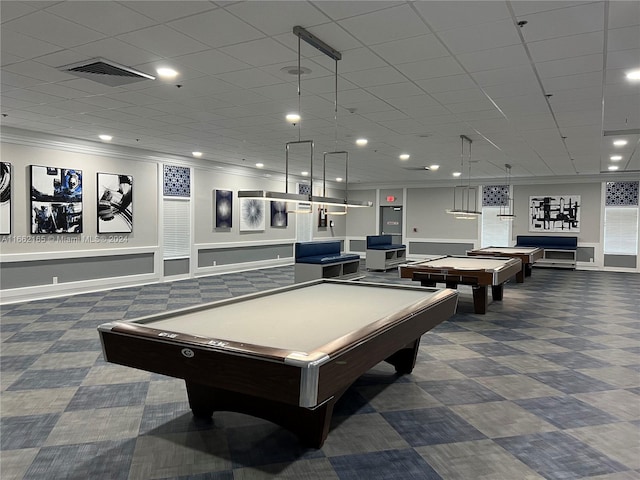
[516,268,525,283]
[185,381,344,448]
[384,338,420,374]
[525,264,533,277]
[472,286,488,314]
[491,285,504,301]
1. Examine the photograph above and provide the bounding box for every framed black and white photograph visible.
[31,165,83,234]
[239,198,265,231]
[215,189,232,228]
[529,195,580,232]
[97,173,133,233]
[0,162,11,234]
[270,201,287,227]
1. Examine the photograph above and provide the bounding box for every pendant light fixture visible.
[238,26,371,209]
[446,135,482,219]
[497,163,516,220]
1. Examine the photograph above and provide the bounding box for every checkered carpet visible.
[1,264,639,479]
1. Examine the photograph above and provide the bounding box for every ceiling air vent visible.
[58,58,155,87]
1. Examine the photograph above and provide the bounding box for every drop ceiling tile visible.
[606,48,640,70]
[313,1,402,21]
[447,99,499,114]
[456,44,530,73]
[0,71,42,89]
[437,18,521,55]
[523,3,605,43]
[216,69,284,89]
[58,77,127,95]
[3,60,73,83]
[168,9,264,48]
[330,47,387,73]
[483,80,541,99]
[528,31,604,62]
[542,71,603,92]
[118,25,209,58]
[607,25,640,52]
[0,52,25,67]
[370,35,449,65]
[415,74,477,94]
[472,65,537,87]
[431,88,489,105]
[220,38,296,67]
[413,1,512,31]
[396,56,464,81]
[27,82,93,100]
[342,66,408,88]
[511,2,594,17]
[45,1,156,36]
[70,38,162,69]
[536,53,603,79]
[226,1,331,36]
[608,0,640,29]
[0,29,64,59]
[172,49,251,76]
[121,1,218,22]
[365,82,424,99]
[0,1,39,22]
[338,4,428,46]
[2,11,105,48]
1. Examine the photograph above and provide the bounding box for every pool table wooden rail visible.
[467,246,543,283]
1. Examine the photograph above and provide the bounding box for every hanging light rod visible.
[446,135,482,217]
[293,26,342,61]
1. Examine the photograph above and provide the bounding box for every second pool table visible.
[98,279,458,447]
[399,255,521,314]
[467,246,543,283]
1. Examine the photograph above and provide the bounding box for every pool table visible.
[467,246,543,283]
[399,255,521,314]
[98,279,458,448]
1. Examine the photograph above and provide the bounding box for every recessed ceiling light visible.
[453,171,461,177]
[192,151,203,158]
[429,164,440,170]
[626,69,640,81]
[301,171,309,176]
[608,165,619,170]
[286,113,300,124]
[256,163,264,168]
[98,134,112,141]
[613,139,628,147]
[336,177,343,182]
[610,155,623,161]
[156,67,178,78]
[356,138,368,146]
[399,154,410,160]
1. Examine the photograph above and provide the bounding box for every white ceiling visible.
[1,0,639,187]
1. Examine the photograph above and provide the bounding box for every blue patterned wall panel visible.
[163,165,190,197]
[483,185,509,206]
[606,181,639,206]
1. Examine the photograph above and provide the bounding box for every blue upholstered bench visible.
[516,235,577,269]
[294,241,361,282]
[365,235,407,271]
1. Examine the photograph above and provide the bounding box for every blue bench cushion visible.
[366,235,405,250]
[296,253,361,265]
[295,241,340,260]
[516,235,577,250]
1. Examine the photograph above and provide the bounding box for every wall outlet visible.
[213,260,216,266]
[52,276,58,284]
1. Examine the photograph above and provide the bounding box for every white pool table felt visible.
[144,283,441,353]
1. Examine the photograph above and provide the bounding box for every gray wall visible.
[1,253,154,289]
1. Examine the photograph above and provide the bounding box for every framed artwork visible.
[239,198,265,231]
[97,173,133,233]
[215,189,232,228]
[270,201,287,227]
[0,162,11,234]
[529,195,580,232]
[163,164,190,197]
[30,165,83,234]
